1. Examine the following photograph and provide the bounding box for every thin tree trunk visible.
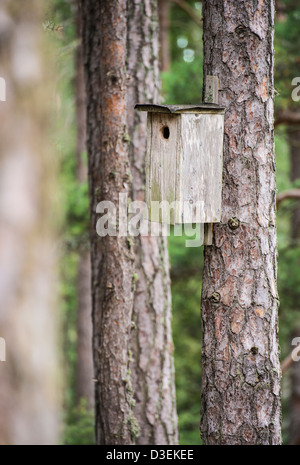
[82,0,178,444]
[74,0,94,410]
[158,0,170,72]
[75,254,93,407]
[0,0,60,445]
[289,357,300,444]
[201,0,281,445]
[82,0,135,445]
[127,0,178,445]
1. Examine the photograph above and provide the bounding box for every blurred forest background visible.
[1,0,300,445]
[48,0,300,445]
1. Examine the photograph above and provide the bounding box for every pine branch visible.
[275,110,300,127]
[170,0,202,27]
[276,189,300,209]
[281,352,294,375]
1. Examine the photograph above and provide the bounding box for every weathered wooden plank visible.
[145,112,152,213]
[204,223,213,245]
[203,75,220,245]
[147,112,181,223]
[180,113,224,223]
[204,75,219,104]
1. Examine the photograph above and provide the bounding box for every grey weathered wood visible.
[146,112,181,223]
[203,75,220,245]
[204,75,219,105]
[135,103,225,114]
[180,113,223,223]
[204,223,213,245]
[145,108,224,225]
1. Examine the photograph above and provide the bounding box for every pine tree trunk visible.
[82,0,135,445]
[74,0,94,410]
[82,0,178,445]
[0,0,60,445]
[127,0,178,445]
[200,0,281,445]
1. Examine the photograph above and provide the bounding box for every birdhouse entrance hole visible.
[162,125,170,139]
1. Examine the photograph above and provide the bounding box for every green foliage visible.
[171,274,202,445]
[53,0,300,446]
[162,1,203,104]
[275,129,300,326]
[276,133,292,250]
[169,231,203,445]
[63,399,95,445]
[49,0,95,444]
[169,1,202,63]
[276,131,300,358]
[274,5,300,356]
[62,156,90,245]
[274,0,300,109]
[162,58,203,104]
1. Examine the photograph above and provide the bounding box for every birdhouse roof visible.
[135,103,225,114]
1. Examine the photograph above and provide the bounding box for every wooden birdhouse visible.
[135,103,225,224]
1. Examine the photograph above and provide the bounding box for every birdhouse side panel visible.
[145,113,152,210]
[180,113,224,223]
[146,113,181,223]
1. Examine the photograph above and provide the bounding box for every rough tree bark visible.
[200,0,281,445]
[82,0,135,445]
[82,0,178,445]
[127,0,178,445]
[74,0,94,410]
[0,0,60,445]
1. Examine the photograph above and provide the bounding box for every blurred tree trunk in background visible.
[0,0,60,445]
[82,0,178,444]
[158,0,170,72]
[74,0,94,411]
[287,124,300,444]
[201,0,281,444]
[289,329,300,444]
[288,126,300,240]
